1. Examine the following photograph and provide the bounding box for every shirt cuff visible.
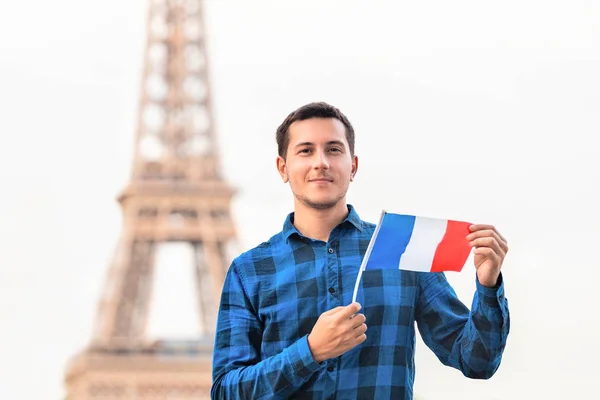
[286,334,325,377]
[475,272,506,308]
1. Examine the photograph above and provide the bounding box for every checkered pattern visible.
[211,205,510,399]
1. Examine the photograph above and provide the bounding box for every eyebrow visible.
[294,140,346,148]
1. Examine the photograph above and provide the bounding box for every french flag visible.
[353,211,472,302]
[364,211,473,273]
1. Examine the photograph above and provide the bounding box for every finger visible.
[474,247,501,265]
[354,323,368,337]
[470,237,506,258]
[467,230,508,253]
[354,333,367,345]
[338,302,362,319]
[469,224,507,244]
[350,313,366,329]
[470,228,508,247]
[323,306,345,316]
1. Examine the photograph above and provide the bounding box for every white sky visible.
[0,0,599,398]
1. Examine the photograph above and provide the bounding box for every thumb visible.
[339,302,362,319]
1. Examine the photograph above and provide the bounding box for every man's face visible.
[277,118,358,210]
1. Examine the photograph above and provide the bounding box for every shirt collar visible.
[283,204,363,243]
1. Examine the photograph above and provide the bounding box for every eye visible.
[329,147,342,153]
[298,148,312,154]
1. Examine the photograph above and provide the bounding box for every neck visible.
[292,199,349,242]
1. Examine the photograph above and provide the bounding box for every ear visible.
[276,156,288,183]
[350,155,358,182]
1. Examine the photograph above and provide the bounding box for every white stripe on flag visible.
[398,216,448,272]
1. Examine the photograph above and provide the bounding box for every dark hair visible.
[275,102,355,159]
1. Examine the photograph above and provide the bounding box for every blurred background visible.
[1,0,599,398]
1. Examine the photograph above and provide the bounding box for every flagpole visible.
[352,209,387,304]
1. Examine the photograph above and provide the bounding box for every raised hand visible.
[467,224,509,287]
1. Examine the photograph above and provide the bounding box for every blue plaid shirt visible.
[211,205,510,399]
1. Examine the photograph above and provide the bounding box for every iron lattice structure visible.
[64,0,237,398]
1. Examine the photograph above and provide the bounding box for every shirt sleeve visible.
[211,260,324,399]
[414,271,510,379]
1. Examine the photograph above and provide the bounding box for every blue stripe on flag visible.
[365,213,416,270]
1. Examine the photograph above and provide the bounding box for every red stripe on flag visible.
[430,220,472,273]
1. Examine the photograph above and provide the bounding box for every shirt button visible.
[328,287,335,294]
[327,365,334,372]
[328,248,334,254]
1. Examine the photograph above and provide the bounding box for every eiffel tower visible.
[64,0,237,398]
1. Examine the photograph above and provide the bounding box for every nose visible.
[313,149,330,170]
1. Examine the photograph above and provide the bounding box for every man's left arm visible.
[415,271,510,379]
[415,224,510,379]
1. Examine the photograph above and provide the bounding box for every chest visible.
[256,247,418,354]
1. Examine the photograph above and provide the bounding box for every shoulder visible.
[361,220,376,233]
[229,230,285,280]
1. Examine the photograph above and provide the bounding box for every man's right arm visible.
[210,261,325,399]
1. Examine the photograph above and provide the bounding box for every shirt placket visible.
[325,236,340,305]
[324,235,341,398]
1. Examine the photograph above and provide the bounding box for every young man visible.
[211,102,510,399]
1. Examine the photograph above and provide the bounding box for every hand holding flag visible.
[466,224,509,287]
[307,302,367,363]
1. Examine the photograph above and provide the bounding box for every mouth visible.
[309,178,334,183]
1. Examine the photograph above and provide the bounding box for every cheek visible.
[286,163,308,182]
[334,161,353,178]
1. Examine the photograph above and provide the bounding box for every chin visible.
[298,195,343,210]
